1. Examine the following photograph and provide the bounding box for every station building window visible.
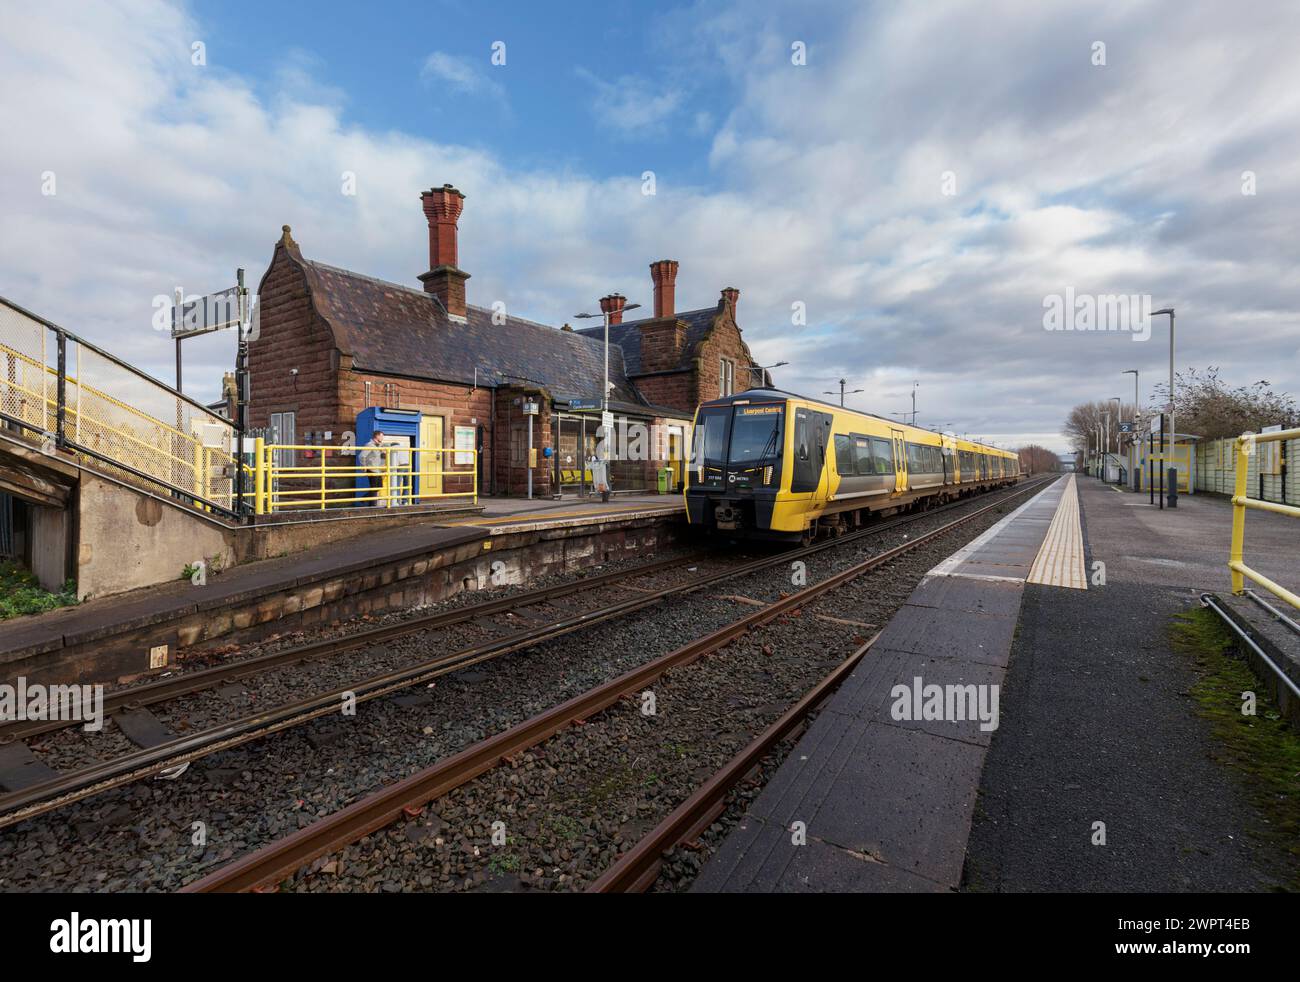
[719,358,735,397]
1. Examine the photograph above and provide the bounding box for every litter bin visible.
[657,467,673,494]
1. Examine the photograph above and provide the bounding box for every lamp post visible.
[574,301,643,412]
[1109,396,1123,483]
[824,378,863,406]
[749,362,788,388]
[1122,369,1139,490]
[911,380,919,425]
[1150,307,1176,505]
[574,300,641,500]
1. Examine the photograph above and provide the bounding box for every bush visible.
[0,560,79,621]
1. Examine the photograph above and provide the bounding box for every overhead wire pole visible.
[824,377,861,407]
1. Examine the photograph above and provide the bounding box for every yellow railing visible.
[1230,428,1300,609]
[253,443,478,514]
[1,337,240,513]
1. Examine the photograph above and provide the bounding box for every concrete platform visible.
[0,494,687,687]
[442,492,683,533]
[963,475,1298,892]
[695,475,1079,892]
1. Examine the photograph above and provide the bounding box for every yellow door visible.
[419,416,444,497]
[890,429,908,494]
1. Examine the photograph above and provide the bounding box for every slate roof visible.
[295,257,646,406]
[572,307,719,375]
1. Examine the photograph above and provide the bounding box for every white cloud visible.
[574,67,684,136]
[2,0,1298,454]
[420,51,506,105]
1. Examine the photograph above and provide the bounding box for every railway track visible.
[0,478,1046,835]
[182,477,1050,893]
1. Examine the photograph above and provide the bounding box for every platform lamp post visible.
[1123,369,1139,490]
[1109,396,1123,484]
[749,362,788,387]
[824,378,862,406]
[574,300,642,500]
[1150,307,1176,505]
[573,301,642,414]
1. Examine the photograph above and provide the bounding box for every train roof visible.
[699,389,1014,454]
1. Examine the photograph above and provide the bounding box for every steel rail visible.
[1200,593,1300,702]
[183,480,1047,893]
[0,477,1042,748]
[0,552,695,744]
[0,479,1047,830]
[588,633,879,893]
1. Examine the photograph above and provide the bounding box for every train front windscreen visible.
[690,402,784,491]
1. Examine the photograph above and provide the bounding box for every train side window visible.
[795,411,809,461]
[871,437,892,474]
[853,437,873,475]
[834,435,855,475]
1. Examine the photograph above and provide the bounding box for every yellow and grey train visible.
[684,388,1020,541]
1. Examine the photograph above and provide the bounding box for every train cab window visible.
[690,406,730,486]
[729,405,784,468]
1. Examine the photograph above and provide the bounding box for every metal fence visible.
[0,297,241,516]
[1198,432,1298,506]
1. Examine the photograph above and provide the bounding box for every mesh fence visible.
[0,299,240,513]
[0,301,50,433]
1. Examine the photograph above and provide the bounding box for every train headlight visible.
[763,465,773,485]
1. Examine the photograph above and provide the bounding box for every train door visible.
[890,429,908,494]
[418,415,443,497]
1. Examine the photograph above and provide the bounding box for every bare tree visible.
[1148,367,1297,440]
[1017,444,1061,474]
[1063,400,1139,454]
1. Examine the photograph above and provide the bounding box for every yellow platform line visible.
[1027,473,1087,589]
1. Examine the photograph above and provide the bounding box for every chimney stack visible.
[598,293,627,325]
[649,260,679,319]
[418,184,470,321]
[720,287,739,316]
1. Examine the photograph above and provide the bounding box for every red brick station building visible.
[247,184,767,497]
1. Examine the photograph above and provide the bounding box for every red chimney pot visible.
[418,184,470,319]
[649,260,679,319]
[598,293,627,325]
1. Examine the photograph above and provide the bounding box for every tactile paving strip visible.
[1026,473,1087,589]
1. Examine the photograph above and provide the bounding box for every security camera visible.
[290,368,299,376]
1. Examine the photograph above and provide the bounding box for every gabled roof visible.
[289,253,646,406]
[572,306,719,375]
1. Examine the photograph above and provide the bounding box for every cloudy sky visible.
[2,0,1297,452]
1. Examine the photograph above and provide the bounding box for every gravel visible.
[0,481,1043,893]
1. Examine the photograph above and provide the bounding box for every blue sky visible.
[3,0,1299,452]
[198,0,743,186]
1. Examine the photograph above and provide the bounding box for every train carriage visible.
[684,388,1019,541]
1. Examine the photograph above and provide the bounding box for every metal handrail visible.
[1230,428,1300,609]
[254,442,478,514]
